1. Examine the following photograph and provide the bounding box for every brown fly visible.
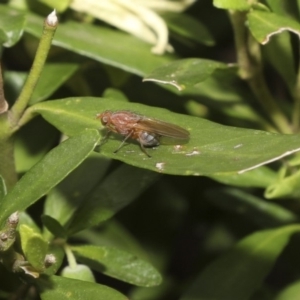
[97,110,189,157]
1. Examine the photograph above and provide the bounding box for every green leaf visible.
[15,116,58,173]
[211,166,277,188]
[248,10,300,44]
[180,225,300,300]
[213,0,251,10]
[30,63,79,104]
[26,97,300,176]
[39,0,70,12]
[265,0,294,15]
[129,281,172,300]
[0,129,100,227]
[206,188,298,227]
[265,168,300,199]
[144,58,228,91]
[19,212,41,234]
[74,221,150,261]
[41,215,67,239]
[43,152,111,233]
[183,69,263,125]
[263,32,295,91]
[19,224,48,270]
[4,71,27,103]
[66,164,159,235]
[72,245,162,287]
[0,4,26,47]
[0,176,6,201]
[275,280,300,300]
[37,275,127,300]
[163,13,215,46]
[25,13,174,76]
[102,88,129,102]
[61,264,95,282]
[181,67,247,102]
[43,244,65,276]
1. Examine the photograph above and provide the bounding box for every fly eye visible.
[101,116,108,125]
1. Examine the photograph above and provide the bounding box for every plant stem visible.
[229,11,292,134]
[10,10,58,125]
[64,244,77,269]
[0,64,8,114]
[0,60,17,190]
[0,11,58,190]
[0,113,17,191]
[292,44,300,131]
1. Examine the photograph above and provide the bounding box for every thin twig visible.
[11,10,58,124]
[292,43,300,132]
[229,10,292,134]
[0,63,8,114]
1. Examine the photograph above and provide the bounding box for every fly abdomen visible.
[139,131,160,147]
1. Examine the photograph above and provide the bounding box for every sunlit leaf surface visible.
[0,5,26,47]
[26,97,300,177]
[248,11,300,44]
[25,13,174,76]
[0,130,100,226]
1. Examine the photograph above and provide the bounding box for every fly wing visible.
[134,117,189,139]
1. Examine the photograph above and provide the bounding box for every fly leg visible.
[138,143,151,158]
[99,130,112,146]
[137,131,159,158]
[114,131,133,154]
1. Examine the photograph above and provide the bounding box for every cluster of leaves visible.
[1,0,300,299]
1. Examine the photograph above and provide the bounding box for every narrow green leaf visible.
[102,88,129,102]
[211,166,277,188]
[0,176,6,201]
[43,152,111,233]
[19,212,41,234]
[183,69,263,125]
[61,264,96,282]
[72,245,162,287]
[206,188,298,227]
[26,97,300,176]
[181,67,249,102]
[67,164,159,235]
[263,32,295,91]
[15,116,58,173]
[265,0,294,15]
[213,0,251,10]
[0,129,100,227]
[0,4,26,47]
[39,0,70,12]
[4,71,27,103]
[275,280,300,300]
[163,13,215,46]
[144,58,228,91]
[41,215,67,239]
[248,11,300,44]
[25,12,174,76]
[30,63,79,104]
[180,225,300,300]
[129,281,172,300]
[19,224,48,270]
[74,221,150,261]
[265,169,300,199]
[37,275,127,300]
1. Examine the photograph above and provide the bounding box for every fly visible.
[97,110,189,157]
